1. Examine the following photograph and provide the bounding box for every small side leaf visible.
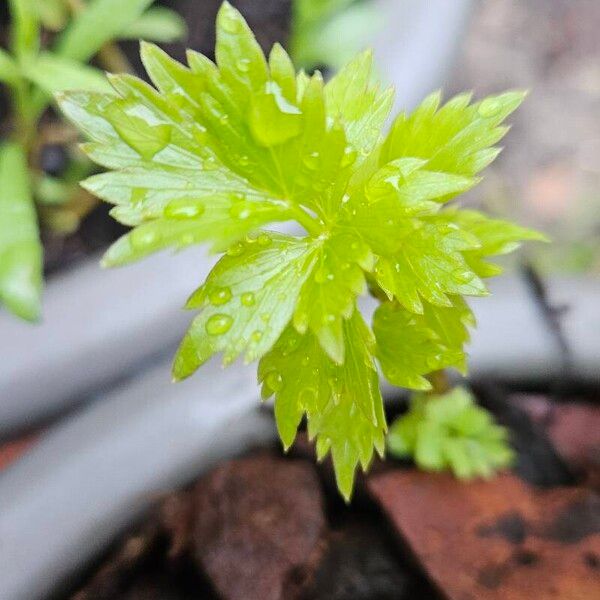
[22,52,112,95]
[173,233,318,379]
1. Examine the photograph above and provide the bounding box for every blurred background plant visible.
[0,0,186,321]
[290,0,383,72]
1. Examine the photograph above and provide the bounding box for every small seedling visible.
[0,0,185,321]
[387,387,514,478]
[59,2,545,499]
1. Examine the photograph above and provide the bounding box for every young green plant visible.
[58,1,545,500]
[0,0,185,321]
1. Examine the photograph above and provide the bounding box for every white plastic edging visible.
[0,357,275,600]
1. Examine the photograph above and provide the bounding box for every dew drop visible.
[341,145,357,168]
[205,313,233,335]
[303,151,320,170]
[257,233,272,247]
[260,312,270,323]
[236,58,250,73]
[229,203,252,220]
[314,266,329,283]
[301,355,310,366]
[299,387,317,405]
[220,9,240,33]
[241,292,256,306]
[209,287,232,306]
[130,227,158,249]
[282,333,301,356]
[203,157,219,170]
[453,269,475,283]
[227,242,245,257]
[164,199,205,219]
[131,188,147,206]
[238,155,250,167]
[180,233,195,245]
[478,98,501,118]
[251,330,263,342]
[427,355,440,369]
[341,193,350,205]
[266,371,283,391]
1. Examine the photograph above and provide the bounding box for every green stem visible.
[290,204,323,237]
[11,78,36,149]
[426,370,451,395]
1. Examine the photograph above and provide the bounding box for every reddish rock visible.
[192,453,326,600]
[0,433,37,471]
[368,471,600,600]
[516,394,600,485]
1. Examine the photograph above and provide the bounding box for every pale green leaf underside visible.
[173,233,317,377]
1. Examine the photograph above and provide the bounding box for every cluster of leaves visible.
[59,2,544,499]
[290,0,382,72]
[0,0,186,321]
[387,387,514,478]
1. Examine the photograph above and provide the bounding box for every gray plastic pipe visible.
[373,0,475,112]
[0,358,276,600]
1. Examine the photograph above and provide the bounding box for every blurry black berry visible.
[40,144,68,177]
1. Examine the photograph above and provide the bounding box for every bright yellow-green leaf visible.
[58,2,544,500]
[260,311,386,501]
[373,302,464,390]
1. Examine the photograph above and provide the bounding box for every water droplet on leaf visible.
[209,287,232,306]
[266,371,283,391]
[236,58,250,72]
[227,242,245,257]
[206,313,233,335]
[257,233,272,246]
[130,227,158,249]
[164,199,205,219]
[241,292,256,306]
[478,98,501,118]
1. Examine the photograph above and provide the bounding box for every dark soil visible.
[62,383,600,600]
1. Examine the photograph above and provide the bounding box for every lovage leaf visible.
[324,49,394,158]
[374,220,487,314]
[293,231,374,364]
[438,209,549,277]
[382,90,526,179]
[260,311,386,501]
[59,1,544,499]
[173,233,317,379]
[373,302,464,390]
